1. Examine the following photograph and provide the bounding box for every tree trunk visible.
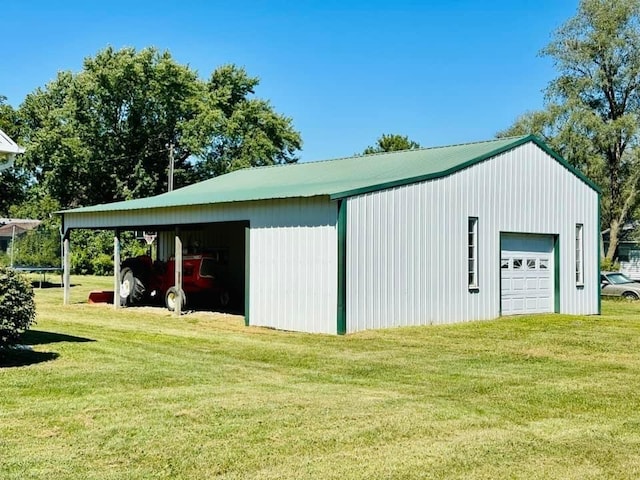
[606,219,620,261]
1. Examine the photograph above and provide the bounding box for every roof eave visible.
[58,192,333,216]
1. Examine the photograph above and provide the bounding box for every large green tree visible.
[0,95,20,137]
[192,65,303,177]
[18,47,302,208]
[0,96,28,216]
[362,133,420,154]
[499,0,640,260]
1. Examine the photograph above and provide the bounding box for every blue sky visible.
[2,1,578,162]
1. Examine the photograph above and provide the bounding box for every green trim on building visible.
[554,235,561,313]
[331,135,601,200]
[61,135,599,218]
[498,233,503,317]
[597,195,602,315]
[244,227,250,326]
[337,200,347,335]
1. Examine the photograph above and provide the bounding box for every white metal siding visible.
[248,199,338,334]
[66,197,338,334]
[346,142,599,333]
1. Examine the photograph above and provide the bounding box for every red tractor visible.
[119,254,230,311]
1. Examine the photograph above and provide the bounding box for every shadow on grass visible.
[0,330,94,368]
[30,281,78,289]
[21,330,95,346]
[0,348,59,368]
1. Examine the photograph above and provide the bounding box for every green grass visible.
[1,276,640,479]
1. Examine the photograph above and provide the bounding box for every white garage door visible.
[501,234,554,315]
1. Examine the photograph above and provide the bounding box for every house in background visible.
[602,223,640,279]
[0,218,42,253]
[0,128,24,172]
[60,135,600,334]
[0,128,33,257]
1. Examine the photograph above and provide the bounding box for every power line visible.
[93,147,172,164]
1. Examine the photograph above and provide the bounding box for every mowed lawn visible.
[1,276,640,479]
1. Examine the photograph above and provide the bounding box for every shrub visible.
[93,253,114,276]
[0,267,36,347]
[601,257,620,272]
[70,230,147,276]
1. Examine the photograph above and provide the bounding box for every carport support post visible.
[63,231,70,305]
[175,228,183,316]
[113,230,121,310]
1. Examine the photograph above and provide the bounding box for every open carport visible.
[60,184,338,333]
[60,216,250,316]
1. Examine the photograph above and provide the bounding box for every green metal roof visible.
[61,135,599,215]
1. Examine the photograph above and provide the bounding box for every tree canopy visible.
[0,96,20,138]
[499,0,640,260]
[16,47,302,209]
[362,133,420,154]
[0,97,28,215]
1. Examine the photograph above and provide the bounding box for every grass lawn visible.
[1,276,640,479]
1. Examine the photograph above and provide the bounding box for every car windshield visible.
[605,273,634,285]
[200,258,216,278]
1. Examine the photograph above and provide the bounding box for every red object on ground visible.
[88,290,115,304]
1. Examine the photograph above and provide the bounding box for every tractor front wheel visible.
[165,287,186,312]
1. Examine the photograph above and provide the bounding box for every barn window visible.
[468,217,478,288]
[576,224,584,286]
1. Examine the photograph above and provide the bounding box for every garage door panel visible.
[525,298,538,310]
[501,234,554,315]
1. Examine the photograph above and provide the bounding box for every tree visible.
[192,65,302,178]
[0,96,28,215]
[499,0,640,260]
[0,95,20,137]
[362,133,421,154]
[0,168,29,217]
[18,47,302,208]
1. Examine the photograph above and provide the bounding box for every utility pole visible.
[10,225,15,268]
[167,142,175,192]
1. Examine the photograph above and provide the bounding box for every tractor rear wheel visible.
[120,267,145,306]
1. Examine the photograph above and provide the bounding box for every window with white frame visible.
[576,224,584,286]
[468,217,478,288]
